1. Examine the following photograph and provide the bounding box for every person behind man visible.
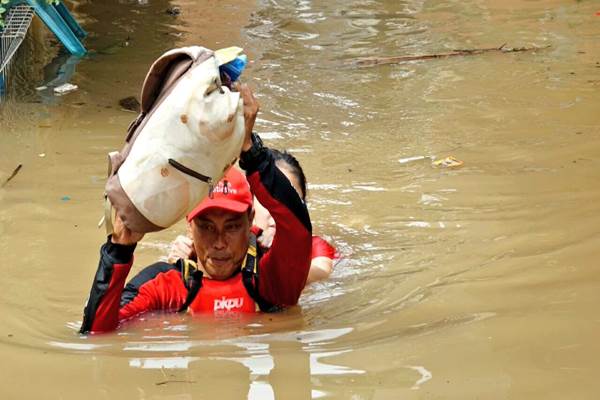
[255,149,336,284]
[80,85,312,333]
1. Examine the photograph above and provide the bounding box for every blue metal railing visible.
[0,0,86,65]
[24,0,86,56]
[0,0,86,97]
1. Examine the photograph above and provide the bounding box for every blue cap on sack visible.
[219,55,247,82]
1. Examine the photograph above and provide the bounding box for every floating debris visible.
[54,83,78,95]
[353,44,551,68]
[166,6,181,16]
[155,379,196,386]
[399,155,463,168]
[1,164,22,188]
[119,96,140,112]
[432,156,464,168]
[398,155,434,165]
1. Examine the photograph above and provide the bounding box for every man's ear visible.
[248,208,255,224]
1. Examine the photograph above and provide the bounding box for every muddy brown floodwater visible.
[1,0,600,399]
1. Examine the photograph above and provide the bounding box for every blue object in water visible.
[220,55,247,82]
[52,2,86,39]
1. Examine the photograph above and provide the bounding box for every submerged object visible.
[53,82,77,94]
[104,46,247,233]
[118,96,140,112]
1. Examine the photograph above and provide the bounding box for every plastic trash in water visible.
[398,155,434,164]
[432,156,464,168]
[53,83,78,95]
[399,155,463,168]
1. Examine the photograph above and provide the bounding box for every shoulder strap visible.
[140,47,213,114]
[177,259,203,313]
[241,234,280,312]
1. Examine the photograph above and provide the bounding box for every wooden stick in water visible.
[352,44,551,67]
[1,164,23,188]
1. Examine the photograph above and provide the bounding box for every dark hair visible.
[270,149,307,200]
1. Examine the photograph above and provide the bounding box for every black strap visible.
[242,234,280,313]
[238,133,265,173]
[178,260,203,313]
[125,112,145,143]
[176,235,279,313]
[168,158,212,184]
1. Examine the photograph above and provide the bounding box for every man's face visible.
[190,208,252,280]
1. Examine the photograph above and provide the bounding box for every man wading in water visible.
[80,86,312,333]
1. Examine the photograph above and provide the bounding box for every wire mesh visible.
[1,5,35,75]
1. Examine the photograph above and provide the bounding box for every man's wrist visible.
[104,235,137,263]
[239,133,266,172]
[110,235,137,246]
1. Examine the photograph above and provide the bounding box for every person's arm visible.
[306,236,336,285]
[80,237,137,333]
[80,216,144,334]
[240,135,312,305]
[237,84,311,306]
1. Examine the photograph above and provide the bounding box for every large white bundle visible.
[105,46,245,233]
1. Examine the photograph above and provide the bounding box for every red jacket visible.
[80,140,313,333]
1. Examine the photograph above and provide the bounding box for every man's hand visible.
[235,83,260,152]
[111,214,144,245]
[167,234,195,263]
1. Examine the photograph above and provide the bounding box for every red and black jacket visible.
[80,135,312,333]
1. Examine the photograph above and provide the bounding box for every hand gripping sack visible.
[105,46,246,233]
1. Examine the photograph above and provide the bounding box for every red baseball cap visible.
[187,167,253,221]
